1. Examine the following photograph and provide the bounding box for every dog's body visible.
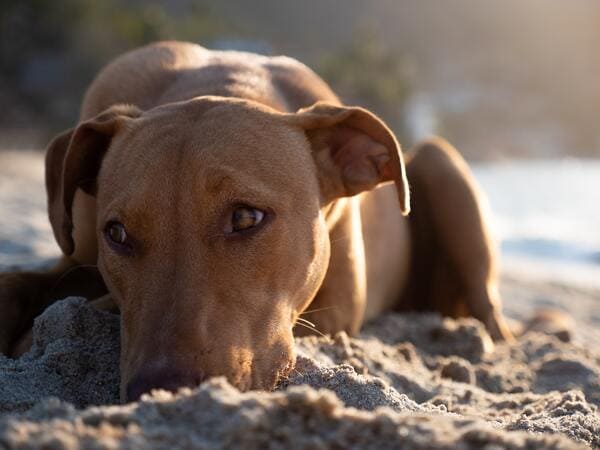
[0,41,512,401]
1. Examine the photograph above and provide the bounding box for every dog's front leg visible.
[0,266,65,355]
[404,137,514,341]
[0,256,107,355]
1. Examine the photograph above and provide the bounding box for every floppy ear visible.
[45,105,142,255]
[289,102,410,215]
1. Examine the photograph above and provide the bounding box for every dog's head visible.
[45,96,409,401]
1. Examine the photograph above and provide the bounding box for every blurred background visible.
[1,0,599,289]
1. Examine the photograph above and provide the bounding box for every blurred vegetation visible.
[0,0,411,146]
[315,29,412,142]
[0,0,232,134]
[5,1,595,157]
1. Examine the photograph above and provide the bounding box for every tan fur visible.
[0,41,512,401]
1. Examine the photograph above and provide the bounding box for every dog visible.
[0,41,513,401]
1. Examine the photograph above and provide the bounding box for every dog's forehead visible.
[100,97,316,206]
[126,98,307,163]
[127,97,306,157]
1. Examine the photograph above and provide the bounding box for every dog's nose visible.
[126,366,204,402]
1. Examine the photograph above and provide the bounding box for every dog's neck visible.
[323,197,352,231]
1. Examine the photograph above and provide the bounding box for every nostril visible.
[125,368,205,402]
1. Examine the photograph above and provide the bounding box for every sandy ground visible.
[0,284,598,449]
[0,150,599,449]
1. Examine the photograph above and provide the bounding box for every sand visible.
[0,290,598,449]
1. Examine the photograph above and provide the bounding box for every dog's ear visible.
[45,104,142,255]
[289,102,410,214]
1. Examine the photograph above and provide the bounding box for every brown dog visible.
[0,41,512,401]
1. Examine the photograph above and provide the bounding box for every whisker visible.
[295,320,327,338]
[296,317,317,328]
[301,306,337,315]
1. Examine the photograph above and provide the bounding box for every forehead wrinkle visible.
[100,135,184,221]
[203,165,285,203]
[205,173,232,194]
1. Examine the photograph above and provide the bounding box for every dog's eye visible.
[230,207,265,233]
[107,222,127,244]
[104,221,132,254]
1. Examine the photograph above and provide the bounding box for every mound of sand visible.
[0,297,598,449]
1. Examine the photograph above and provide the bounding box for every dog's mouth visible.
[123,347,296,401]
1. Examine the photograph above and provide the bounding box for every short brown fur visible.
[0,41,512,401]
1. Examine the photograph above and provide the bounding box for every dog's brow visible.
[204,168,280,201]
[205,174,232,193]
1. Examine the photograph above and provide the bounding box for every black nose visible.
[126,366,204,402]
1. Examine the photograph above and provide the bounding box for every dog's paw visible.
[484,310,516,343]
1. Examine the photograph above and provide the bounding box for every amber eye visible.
[230,207,265,233]
[107,222,127,244]
[104,221,132,254]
